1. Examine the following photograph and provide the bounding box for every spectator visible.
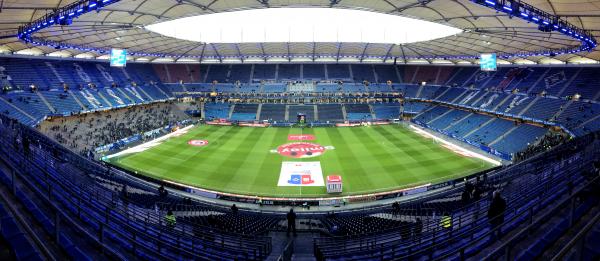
[165,210,176,228]
[22,136,30,158]
[330,225,339,236]
[464,178,474,195]
[488,191,507,238]
[472,184,482,201]
[414,218,423,238]
[231,204,238,215]
[286,208,297,236]
[461,189,471,204]
[440,212,452,230]
[392,201,400,215]
[516,133,568,161]
[120,184,129,203]
[39,102,190,156]
[158,184,168,198]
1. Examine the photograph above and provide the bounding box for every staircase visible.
[492,94,514,111]
[120,67,132,81]
[552,100,573,121]
[200,102,205,119]
[415,84,425,98]
[152,84,170,99]
[369,104,376,120]
[95,92,113,107]
[540,205,600,259]
[116,88,134,104]
[256,104,262,121]
[36,92,56,114]
[443,113,473,130]
[464,118,496,138]
[341,104,348,122]
[444,67,462,85]
[67,90,86,110]
[265,232,293,261]
[427,108,454,125]
[517,96,540,116]
[135,86,154,101]
[488,125,519,146]
[0,96,36,121]
[45,62,64,83]
[228,104,235,119]
[556,68,582,97]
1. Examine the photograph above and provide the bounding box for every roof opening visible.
[146,8,462,44]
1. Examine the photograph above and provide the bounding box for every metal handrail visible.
[484,176,600,260]
[0,125,269,259]
[551,210,600,261]
[314,136,596,245]
[315,162,587,258]
[313,136,599,258]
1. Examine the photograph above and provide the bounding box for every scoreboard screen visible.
[110,49,127,67]
[480,53,497,71]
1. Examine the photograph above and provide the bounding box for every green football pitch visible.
[105,124,495,198]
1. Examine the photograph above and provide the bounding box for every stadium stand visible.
[288,105,316,122]
[278,64,301,81]
[303,64,326,80]
[372,103,400,120]
[316,104,344,122]
[345,104,372,121]
[373,65,400,83]
[259,104,286,121]
[350,64,376,83]
[208,65,231,83]
[0,57,599,259]
[39,102,190,154]
[327,64,351,80]
[230,65,252,83]
[0,116,275,260]
[314,134,600,260]
[253,64,277,81]
[231,104,259,121]
[262,83,286,93]
[204,103,231,120]
[3,1,600,259]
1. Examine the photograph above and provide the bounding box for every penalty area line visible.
[104,124,195,160]
[409,124,502,166]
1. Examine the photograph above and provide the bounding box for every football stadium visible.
[0,0,599,260]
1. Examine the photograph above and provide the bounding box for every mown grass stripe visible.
[107,125,494,197]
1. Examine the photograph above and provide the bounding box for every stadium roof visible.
[1,0,599,64]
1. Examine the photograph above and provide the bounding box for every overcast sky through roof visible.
[146,8,463,44]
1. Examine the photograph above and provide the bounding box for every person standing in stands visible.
[158,184,168,198]
[165,210,176,228]
[414,218,423,238]
[441,212,452,230]
[392,202,400,216]
[231,204,238,215]
[287,208,297,236]
[22,135,30,158]
[461,188,471,204]
[121,184,129,205]
[488,191,507,238]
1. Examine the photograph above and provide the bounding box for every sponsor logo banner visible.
[188,140,209,147]
[275,142,333,158]
[278,162,325,187]
[288,134,315,141]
